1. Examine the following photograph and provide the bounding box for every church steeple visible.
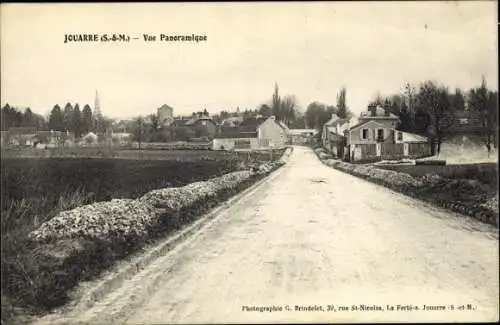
[94,90,102,119]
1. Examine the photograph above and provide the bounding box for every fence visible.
[408,142,432,158]
[381,143,405,159]
[360,144,378,159]
[348,142,432,162]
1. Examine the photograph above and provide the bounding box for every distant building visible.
[158,104,174,127]
[213,116,288,151]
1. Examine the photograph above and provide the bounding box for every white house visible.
[213,116,288,151]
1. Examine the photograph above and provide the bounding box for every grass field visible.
[1,149,284,321]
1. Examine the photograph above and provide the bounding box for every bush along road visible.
[3,148,293,324]
[313,147,499,227]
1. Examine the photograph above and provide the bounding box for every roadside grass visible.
[0,150,285,323]
[376,163,498,190]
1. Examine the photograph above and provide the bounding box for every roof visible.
[289,129,317,135]
[324,113,349,127]
[158,104,174,110]
[400,131,428,142]
[347,119,388,132]
[214,131,258,139]
[360,105,399,120]
[221,116,244,127]
[170,119,189,127]
[239,116,267,129]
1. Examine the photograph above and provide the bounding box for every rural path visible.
[36,146,499,324]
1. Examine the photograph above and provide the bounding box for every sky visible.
[1,2,497,120]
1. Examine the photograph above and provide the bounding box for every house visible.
[185,114,218,139]
[289,129,318,145]
[344,105,430,162]
[166,112,218,141]
[322,113,351,158]
[1,128,71,148]
[212,116,288,151]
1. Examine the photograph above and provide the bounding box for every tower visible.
[94,90,102,119]
[94,90,103,136]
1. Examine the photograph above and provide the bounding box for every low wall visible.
[347,142,431,162]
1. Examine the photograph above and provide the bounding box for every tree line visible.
[302,86,354,138]
[47,103,113,138]
[1,104,46,131]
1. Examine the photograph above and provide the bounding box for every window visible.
[397,131,403,141]
[377,129,384,142]
[361,129,369,140]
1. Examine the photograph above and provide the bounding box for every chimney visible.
[368,104,376,117]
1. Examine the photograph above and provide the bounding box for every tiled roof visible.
[214,131,258,139]
[170,119,189,127]
[238,116,266,129]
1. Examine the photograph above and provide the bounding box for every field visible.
[0,149,284,321]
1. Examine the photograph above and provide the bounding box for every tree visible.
[258,104,272,117]
[281,95,298,126]
[82,104,93,134]
[336,87,348,118]
[305,102,330,130]
[272,83,281,118]
[415,80,453,154]
[147,113,161,142]
[468,77,497,155]
[23,107,34,127]
[450,88,466,112]
[48,104,64,131]
[62,102,73,132]
[1,104,11,130]
[72,103,82,138]
[131,116,146,149]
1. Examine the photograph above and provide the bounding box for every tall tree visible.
[131,116,146,148]
[62,102,73,131]
[281,95,298,126]
[48,104,64,131]
[147,113,161,142]
[23,107,34,127]
[450,88,466,111]
[272,83,281,118]
[336,87,348,118]
[468,77,497,155]
[72,103,82,137]
[82,104,93,134]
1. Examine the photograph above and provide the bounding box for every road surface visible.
[37,146,499,324]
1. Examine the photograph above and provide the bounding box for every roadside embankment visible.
[313,147,499,227]
[3,148,293,323]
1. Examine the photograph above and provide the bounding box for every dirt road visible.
[36,146,499,324]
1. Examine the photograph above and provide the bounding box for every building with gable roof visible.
[213,115,288,151]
